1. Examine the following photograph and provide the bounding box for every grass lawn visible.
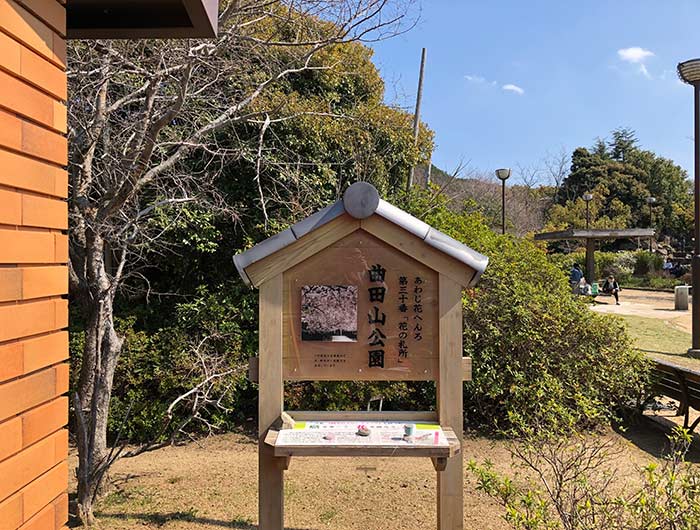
[619,314,700,370]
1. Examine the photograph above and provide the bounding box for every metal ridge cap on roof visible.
[374,200,431,239]
[423,228,489,286]
[291,200,345,239]
[374,199,488,282]
[232,228,296,287]
[232,201,345,287]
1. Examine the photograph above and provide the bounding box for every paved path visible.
[591,288,691,333]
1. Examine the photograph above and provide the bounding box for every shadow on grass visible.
[614,418,700,463]
[94,512,312,529]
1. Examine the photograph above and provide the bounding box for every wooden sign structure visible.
[234,182,488,530]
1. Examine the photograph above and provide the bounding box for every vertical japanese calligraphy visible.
[367,264,386,368]
[398,276,409,362]
[413,276,424,342]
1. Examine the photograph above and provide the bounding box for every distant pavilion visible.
[534,228,655,282]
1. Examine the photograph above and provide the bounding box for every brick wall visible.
[0,1,69,529]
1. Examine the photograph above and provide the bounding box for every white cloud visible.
[617,47,655,64]
[465,76,523,94]
[639,63,651,79]
[464,74,486,83]
[502,84,524,95]
[617,47,655,79]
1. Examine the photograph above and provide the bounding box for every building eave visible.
[66,0,219,39]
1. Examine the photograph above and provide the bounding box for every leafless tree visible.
[543,147,571,204]
[67,0,414,524]
[428,167,548,236]
[510,435,622,530]
[509,163,547,236]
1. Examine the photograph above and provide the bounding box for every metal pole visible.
[501,178,506,235]
[649,203,653,252]
[586,201,590,230]
[692,83,700,354]
[407,48,427,193]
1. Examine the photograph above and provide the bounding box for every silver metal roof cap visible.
[375,200,431,240]
[343,182,380,219]
[232,228,297,286]
[232,254,253,287]
[424,228,489,286]
[291,200,345,239]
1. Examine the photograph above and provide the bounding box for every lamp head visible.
[583,193,593,202]
[495,168,511,181]
[678,59,700,85]
[646,196,657,205]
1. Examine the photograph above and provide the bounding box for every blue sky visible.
[370,1,699,184]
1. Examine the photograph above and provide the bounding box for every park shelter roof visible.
[233,182,489,288]
[534,228,655,241]
[66,0,219,39]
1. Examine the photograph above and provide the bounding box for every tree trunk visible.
[75,231,124,526]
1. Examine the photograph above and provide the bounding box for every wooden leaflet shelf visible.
[264,413,460,471]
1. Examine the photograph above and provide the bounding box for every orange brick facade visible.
[0,1,69,529]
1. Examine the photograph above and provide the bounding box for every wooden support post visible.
[431,457,448,472]
[437,274,464,530]
[258,274,284,530]
[586,238,595,284]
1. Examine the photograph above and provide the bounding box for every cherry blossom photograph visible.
[301,285,358,342]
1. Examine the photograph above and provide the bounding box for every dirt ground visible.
[591,288,691,333]
[70,424,687,530]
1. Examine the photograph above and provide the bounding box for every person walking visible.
[602,275,621,305]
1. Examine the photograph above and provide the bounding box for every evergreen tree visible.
[551,129,691,240]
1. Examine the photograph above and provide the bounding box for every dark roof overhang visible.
[66,0,218,39]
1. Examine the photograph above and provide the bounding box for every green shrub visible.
[547,250,585,277]
[76,187,650,442]
[407,189,651,435]
[549,250,636,283]
[285,380,434,411]
[634,251,663,275]
[647,274,680,290]
[597,251,636,279]
[70,286,259,443]
[548,249,684,289]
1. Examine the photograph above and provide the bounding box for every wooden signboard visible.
[283,231,438,381]
[235,182,488,530]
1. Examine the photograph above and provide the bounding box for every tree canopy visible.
[548,128,691,240]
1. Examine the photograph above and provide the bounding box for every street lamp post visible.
[495,168,511,235]
[583,193,593,229]
[677,58,700,356]
[646,196,656,252]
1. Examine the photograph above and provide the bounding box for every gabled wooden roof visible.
[233,183,489,289]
